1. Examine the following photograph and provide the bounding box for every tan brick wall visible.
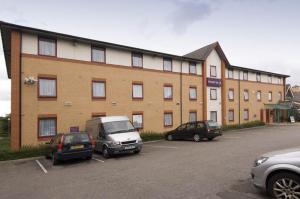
[21,55,203,146]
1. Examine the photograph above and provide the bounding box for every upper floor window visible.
[38,77,57,98]
[257,91,261,101]
[244,89,249,101]
[256,73,261,82]
[278,78,282,84]
[268,75,272,83]
[268,91,272,102]
[189,86,197,100]
[210,88,217,100]
[92,47,105,63]
[243,71,248,80]
[164,84,173,100]
[189,62,197,74]
[163,58,172,71]
[228,89,234,101]
[38,116,57,138]
[228,68,233,79]
[92,80,106,99]
[132,82,143,99]
[132,112,143,129]
[132,52,143,68]
[210,65,217,77]
[38,37,56,56]
[278,92,282,101]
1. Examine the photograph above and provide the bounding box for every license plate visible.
[124,145,135,150]
[71,145,84,149]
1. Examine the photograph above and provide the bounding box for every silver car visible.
[251,148,300,199]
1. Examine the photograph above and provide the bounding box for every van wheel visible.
[267,172,300,198]
[52,153,59,165]
[208,138,214,141]
[102,146,110,159]
[167,135,173,141]
[193,134,200,142]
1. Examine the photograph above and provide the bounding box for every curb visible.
[0,156,43,164]
[143,139,164,143]
[223,125,267,133]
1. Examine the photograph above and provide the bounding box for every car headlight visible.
[137,138,143,143]
[254,157,268,167]
[112,141,121,145]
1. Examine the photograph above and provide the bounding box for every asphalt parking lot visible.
[1,124,300,199]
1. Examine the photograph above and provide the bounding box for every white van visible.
[86,116,143,158]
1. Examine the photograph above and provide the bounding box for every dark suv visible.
[165,120,222,142]
[46,132,94,165]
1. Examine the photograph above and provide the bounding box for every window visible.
[228,110,234,122]
[278,78,282,84]
[228,68,233,79]
[163,58,172,71]
[132,112,143,129]
[243,71,248,80]
[256,73,261,82]
[132,82,143,99]
[244,89,249,101]
[189,111,197,122]
[132,52,143,67]
[228,89,234,101]
[268,91,272,102]
[92,113,106,118]
[210,111,217,122]
[278,92,282,101]
[189,86,197,100]
[38,77,57,98]
[91,47,105,63]
[38,117,57,138]
[210,89,217,100]
[243,109,249,120]
[268,75,272,83]
[257,91,261,101]
[38,37,56,56]
[189,62,197,74]
[92,80,106,99]
[163,84,173,100]
[210,65,217,77]
[164,111,173,127]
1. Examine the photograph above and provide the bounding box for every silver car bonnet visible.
[262,147,300,158]
[107,131,141,143]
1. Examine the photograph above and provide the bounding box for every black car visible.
[46,132,94,165]
[165,120,222,142]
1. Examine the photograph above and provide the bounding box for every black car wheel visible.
[52,152,59,165]
[167,134,173,141]
[86,155,92,160]
[134,149,141,154]
[193,134,201,142]
[267,172,300,199]
[102,146,110,159]
[208,137,214,141]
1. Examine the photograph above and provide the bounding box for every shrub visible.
[140,131,165,142]
[222,120,265,131]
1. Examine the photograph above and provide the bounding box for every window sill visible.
[38,97,57,101]
[92,97,106,101]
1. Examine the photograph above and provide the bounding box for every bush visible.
[0,144,49,161]
[140,131,165,142]
[222,120,265,131]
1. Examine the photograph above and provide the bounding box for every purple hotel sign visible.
[207,78,222,87]
[70,126,79,132]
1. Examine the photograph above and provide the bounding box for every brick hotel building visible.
[0,21,289,149]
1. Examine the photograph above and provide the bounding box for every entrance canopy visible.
[264,103,291,110]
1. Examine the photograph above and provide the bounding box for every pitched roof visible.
[183,42,230,65]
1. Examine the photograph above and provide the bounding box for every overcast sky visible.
[0,0,300,116]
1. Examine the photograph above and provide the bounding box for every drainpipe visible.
[180,60,183,125]
[238,70,241,125]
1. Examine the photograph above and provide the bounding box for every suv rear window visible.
[64,133,90,144]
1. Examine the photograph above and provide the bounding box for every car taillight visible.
[57,135,64,152]
[207,128,211,132]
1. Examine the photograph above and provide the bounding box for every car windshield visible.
[207,121,219,128]
[64,133,90,144]
[103,120,135,134]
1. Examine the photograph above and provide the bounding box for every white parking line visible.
[144,145,178,149]
[223,136,241,139]
[92,158,105,163]
[35,160,48,174]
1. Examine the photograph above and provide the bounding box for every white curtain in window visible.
[243,72,248,80]
[163,59,172,71]
[190,88,197,99]
[164,87,172,98]
[39,40,55,56]
[133,84,143,98]
[189,64,196,74]
[39,79,56,96]
[93,82,105,97]
[39,119,56,137]
[210,66,216,77]
[210,89,217,99]
[133,114,143,128]
[210,111,217,122]
[92,48,105,62]
[228,90,234,100]
[243,110,249,120]
[132,54,142,67]
[257,92,261,100]
[228,69,233,78]
[268,92,272,101]
[189,112,197,122]
[244,91,249,100]
[164,113,172,126]
[228,111,234,121]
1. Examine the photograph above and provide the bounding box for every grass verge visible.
[222,120,265,131]
[140,131,165,142]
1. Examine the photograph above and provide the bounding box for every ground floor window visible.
[38,117,57,138]
[189,111,197,122]
[243,109,249,120]
[228,110,234,121]
[164,111,173,127]
[210,111,217,122]
[132,112,143,129]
